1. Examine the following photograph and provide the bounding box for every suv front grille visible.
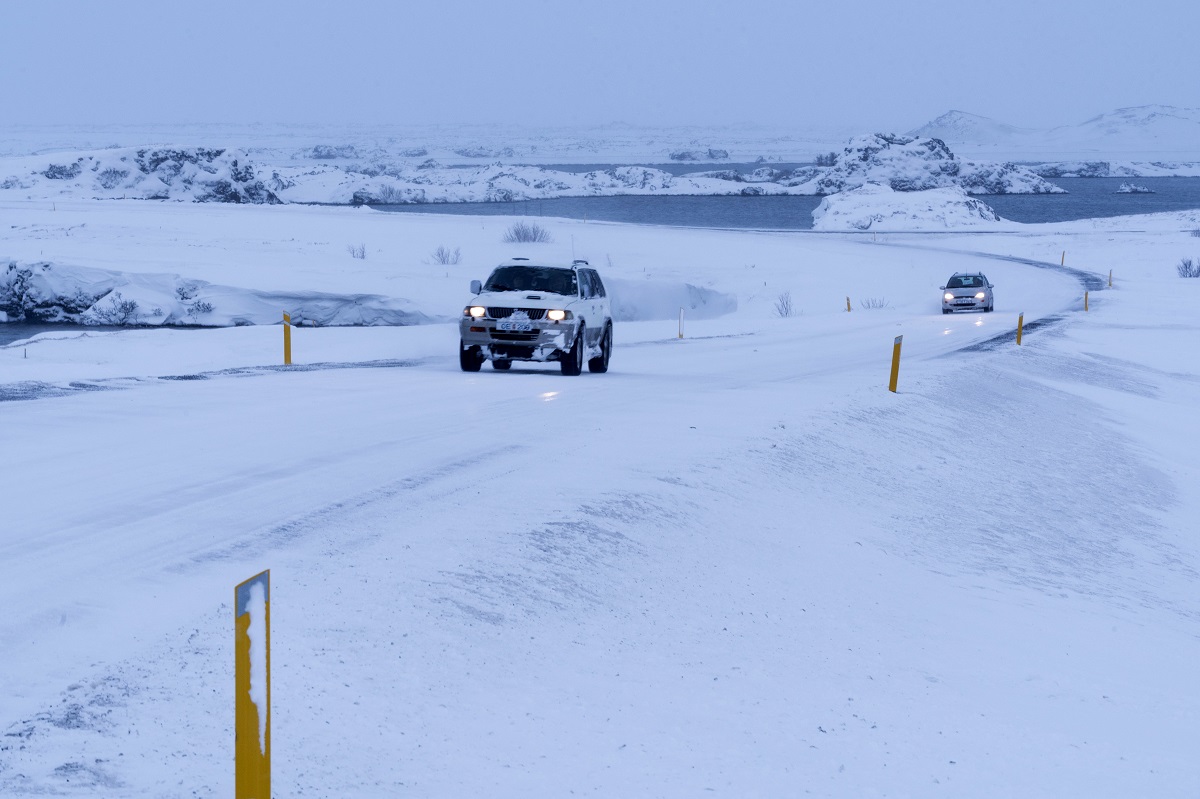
[488,307,546,320]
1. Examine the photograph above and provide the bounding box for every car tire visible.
[986,304,993,313]
[459,340,484,372]
[492,359,512,371]
[588,323,612,373]
[942,309,951,314]
[560,325,584,376]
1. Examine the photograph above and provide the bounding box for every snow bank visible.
[0,147,279,203]
[0,260,430,327]
[811,183,1011,231]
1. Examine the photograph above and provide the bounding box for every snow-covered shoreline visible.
[0,133,1065,207]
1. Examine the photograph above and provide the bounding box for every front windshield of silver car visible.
[484,266,578,296]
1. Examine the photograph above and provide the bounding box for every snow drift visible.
[0,260,428,327]
[810,183,1010,231]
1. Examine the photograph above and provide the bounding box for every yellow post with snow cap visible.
[236,570,271,799]
[678,307,684,339]
[888,335,902,393]
[846,296,852,312]
[1017,312,1025,345]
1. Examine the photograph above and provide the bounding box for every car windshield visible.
[947,275,984,289]
[484,266,577,296]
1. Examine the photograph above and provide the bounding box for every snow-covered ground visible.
[2,196,1199,797]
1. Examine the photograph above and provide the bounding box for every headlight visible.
[464,306,486,318]
[944,293,954,301]
[974,292,986,300]
[547,309,572,321]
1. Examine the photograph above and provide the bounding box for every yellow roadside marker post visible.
[678,307,684,339]
[1016,312,1025,345]
[1061,251,1066,265]
[283,312,292,365]
[1084,291,1089,311]
[1109,269,1113,288]
[235,570,271,799]
[846,296,852,312]
[888,335,902,393]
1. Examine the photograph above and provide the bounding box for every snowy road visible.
[2,217,1198,797]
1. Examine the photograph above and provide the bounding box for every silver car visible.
[941,272,994,313]
[459,258,613,375]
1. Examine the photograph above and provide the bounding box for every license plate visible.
[497,319,533,332]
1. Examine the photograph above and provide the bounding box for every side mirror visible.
[939,286,946,290]
[470,279,481,295]
[988,284,994,288]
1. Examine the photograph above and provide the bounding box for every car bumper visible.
[460,319,577,361]
[943,300,987,312]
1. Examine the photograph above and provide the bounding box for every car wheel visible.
[986,304,994,313]
[492,359,511,371]
[942,309,951,314]
[560,325,584,376]
[588,323,612,373]
[459,340,483,372]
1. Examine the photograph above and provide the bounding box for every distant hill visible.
[908,105,1200,161]
[908,110,1036,143]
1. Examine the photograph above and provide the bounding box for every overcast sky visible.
[3,0,1197,132]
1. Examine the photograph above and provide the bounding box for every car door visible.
[576,269,597,345]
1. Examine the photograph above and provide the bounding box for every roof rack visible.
[572,259,589,266]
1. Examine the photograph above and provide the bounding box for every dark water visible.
[375,177,1200,230]
[0,323,124,347]
[984,178,1200,223]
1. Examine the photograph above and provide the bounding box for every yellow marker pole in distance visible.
[1016,312,1025,346]
[1109,269,1113,288]
[888,335,902,393]
[846,296,852,312]
[1084,291,1089,312]
[283,312,292,365]
[1061,251,1065,266]
[236,570,271,799]
[678,307,684,339]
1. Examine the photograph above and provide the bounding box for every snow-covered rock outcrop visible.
[787,134,1063,195]
[0,260,426,327]
[0,134,1064,205]
[0,147,280,203]
[810,184,1011,231]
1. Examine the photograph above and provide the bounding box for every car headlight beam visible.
[466,306,486,318]
[944,292,954,301]
[975,292,986,300]
[547,309,570,321]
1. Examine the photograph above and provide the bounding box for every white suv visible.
[459,258,613,375]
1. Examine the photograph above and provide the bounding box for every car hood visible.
[469,291,577,309]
